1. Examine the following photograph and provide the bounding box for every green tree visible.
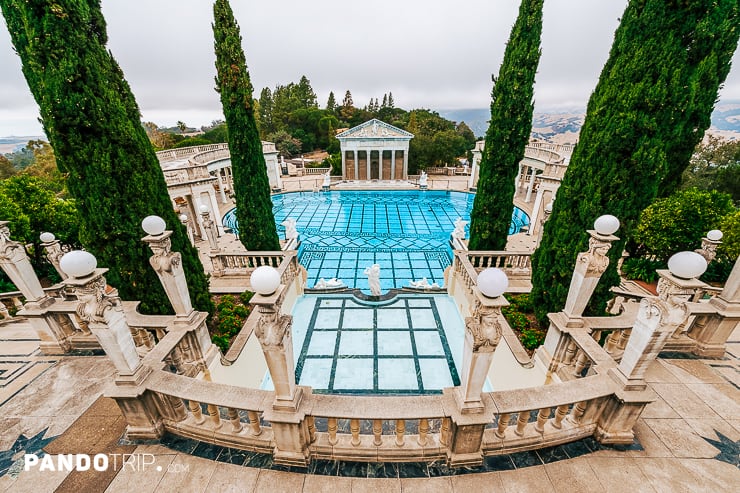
[295,75,318,109]
[531,0,740,326]
[258,87,275,136]
[681,136,740,204]
[1,0,213,315]
[340,90,354,121]
[176,120,187,133]
[213,0,280,251]
[326,91,337,113]
[0,154,15,180]
[718,210,740,260]
[22,140,66,195]
[468,0,543,250]
[631,188,734,261]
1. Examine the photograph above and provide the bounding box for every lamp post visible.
[455,267,509,414]
[39,232,67,280]
[695,229,722,263]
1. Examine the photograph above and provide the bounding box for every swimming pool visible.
[223,190,529,290]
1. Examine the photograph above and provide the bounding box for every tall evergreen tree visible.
[340,90,354,120]
[326,91,337,112]
[531,0,740,326]
[213,0,280,251]
[295,75,318,109]
[468,0,544,250]
[387,92,395,109]
[0,0,213,315]
[258,87,274,136]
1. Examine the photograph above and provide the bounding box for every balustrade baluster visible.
[395,419,405,447]
[307,416,316,443]
[328,417,338,446]
[617,329,632,350]
[227,407,243,433]
[514,411,529,436]
[188,399,205,424]
[568,401,587,424]
[247,410,262,436]
[207,403,222,429]
[12,297,23,310]
[535,407,550,433]
[551,404,570,429]
[372,419,382,446]
[417,419,430,447]
[573,351,590,377]
[495,413,510,439]
[563,340,578,365]
[350,419,361,447]
[439,417,450,446]
[605,331,620,354]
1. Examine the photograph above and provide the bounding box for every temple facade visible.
[337,119,413,180]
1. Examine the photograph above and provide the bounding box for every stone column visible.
[40,233,67,280]
[563,230,619,320]
[536,228,618,379]
[468,153,478,190]
[528,185,545,236]
[688,256,740,357]
[218,169,228,204]
[207,191,224,236]
[341,149,346,179]
[403,148,409,179]
[391,150,396,180]
[142,230,193,319]
[597,269,700,444]
[525,168,537,202]
[0,222,51,307]
[455,287,507,414]
[64,268,144,379]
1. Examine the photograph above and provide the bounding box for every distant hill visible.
[440,100,740,143]
[0,136,44,154]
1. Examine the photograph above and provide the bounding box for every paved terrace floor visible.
[0,318,738,492]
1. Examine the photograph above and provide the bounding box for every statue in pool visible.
[419,170,428,187]
[364,264,382,296]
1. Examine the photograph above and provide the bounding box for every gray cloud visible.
[1,0,738,136]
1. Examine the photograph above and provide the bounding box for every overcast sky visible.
[1,0,739,136]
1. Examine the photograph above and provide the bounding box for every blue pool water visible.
[223,190,529,290]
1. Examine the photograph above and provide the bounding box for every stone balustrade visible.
[302,167,331,175]
[189,147,231,167]
[163,165,214,186]
[210,250,298,279]
[156,144,228,163]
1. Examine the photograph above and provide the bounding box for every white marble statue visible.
[314,278,344,289]
[323,171,331,187]
[409,277,430,288]
[452,217,468,239]
[419,170,428,187]
[364,264,382,296]
[281,218,298,240]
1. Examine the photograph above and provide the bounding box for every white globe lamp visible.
[60,250,98,279]
[477,268,509,298]
[667,251,707,280]
[141,215,166,236]
[179,214,188,222]
[594,215,620,236]
[199,204,209,214]
[706,230,723,241]
[250,266,281,295]
[39,232,55,243]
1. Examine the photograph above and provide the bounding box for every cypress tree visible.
[213,0,280,251]
[531,0,740,326]
[468,0,544,250]
[0,0,213,315]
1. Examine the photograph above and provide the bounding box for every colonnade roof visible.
[337,118,414,140]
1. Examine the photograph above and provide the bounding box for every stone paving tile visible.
[4,464,70,493]
[635,457,721,493]
[661,359,727,385]
[399,476,453,493]
[685,383,740,421]
[644,359,682,383]
[104,454,175,493]
[301,474,353,493]
[677,458,740,492]
[683,417,740,443]
[202,461,260,492]
[498,465,555,493]
[639,393,680,419]
[152,453,218,493]
[449,471,504,491]
[628,419,672,458]
[350,477,402,493]
[650,383,721,419]
[543,458,603,493]
[586,457,658,493]
[642,419,719,459]
[254,468,306,493]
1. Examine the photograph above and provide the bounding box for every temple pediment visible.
[337,119,413,140]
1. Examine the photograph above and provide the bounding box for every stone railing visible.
[527,141,575,156]
[458,251,532,279]
[189,147,231,167]
[210,250,299,280]
[162,165,214,187]
[156,144,228,163]
[302,167,331,175]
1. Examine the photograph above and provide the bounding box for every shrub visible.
[620,257,665,283]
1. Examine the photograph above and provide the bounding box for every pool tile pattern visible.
[295,296,460,394]
[223,190,530,290]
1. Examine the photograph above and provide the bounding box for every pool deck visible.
[1,318,738,492]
